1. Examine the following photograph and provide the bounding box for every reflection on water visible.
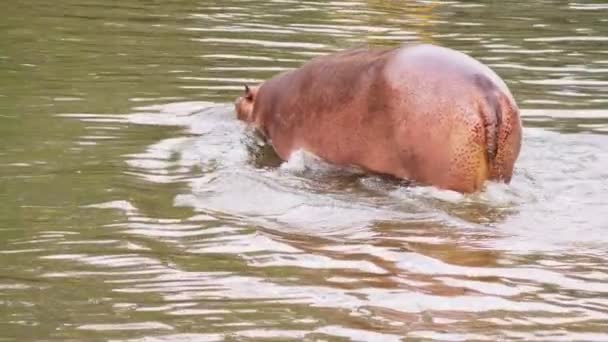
[2,0,608,341]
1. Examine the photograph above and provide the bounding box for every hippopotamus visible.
[234,43,522,193]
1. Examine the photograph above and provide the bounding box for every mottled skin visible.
[235,44,522,193]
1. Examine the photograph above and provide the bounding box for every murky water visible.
[2,0,608,341]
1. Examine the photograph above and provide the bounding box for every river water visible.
[2,1,608,341]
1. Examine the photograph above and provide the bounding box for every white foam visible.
[280,148,364,176]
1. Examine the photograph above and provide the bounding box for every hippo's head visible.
[234,84,259,124]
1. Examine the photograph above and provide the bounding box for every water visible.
[2,0,608,341]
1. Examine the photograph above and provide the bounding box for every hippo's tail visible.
[481,90,522,183]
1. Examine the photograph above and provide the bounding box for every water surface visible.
[2,0,608,341]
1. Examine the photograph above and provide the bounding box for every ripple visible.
[78,322,173,331]
[193,38,329,50]
[525,36,608,42]
[522,79,608,86]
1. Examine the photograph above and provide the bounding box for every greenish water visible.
[2,1,608,341]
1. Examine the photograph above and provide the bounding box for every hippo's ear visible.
[244,84,254,101]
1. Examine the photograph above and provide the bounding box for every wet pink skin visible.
[235,43,522,193]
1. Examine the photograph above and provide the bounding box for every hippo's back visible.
[384,44,514,104]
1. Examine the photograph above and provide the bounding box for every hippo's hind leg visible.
[489,94,522,183]
[445,93,522,193]
[443,113,491,193]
